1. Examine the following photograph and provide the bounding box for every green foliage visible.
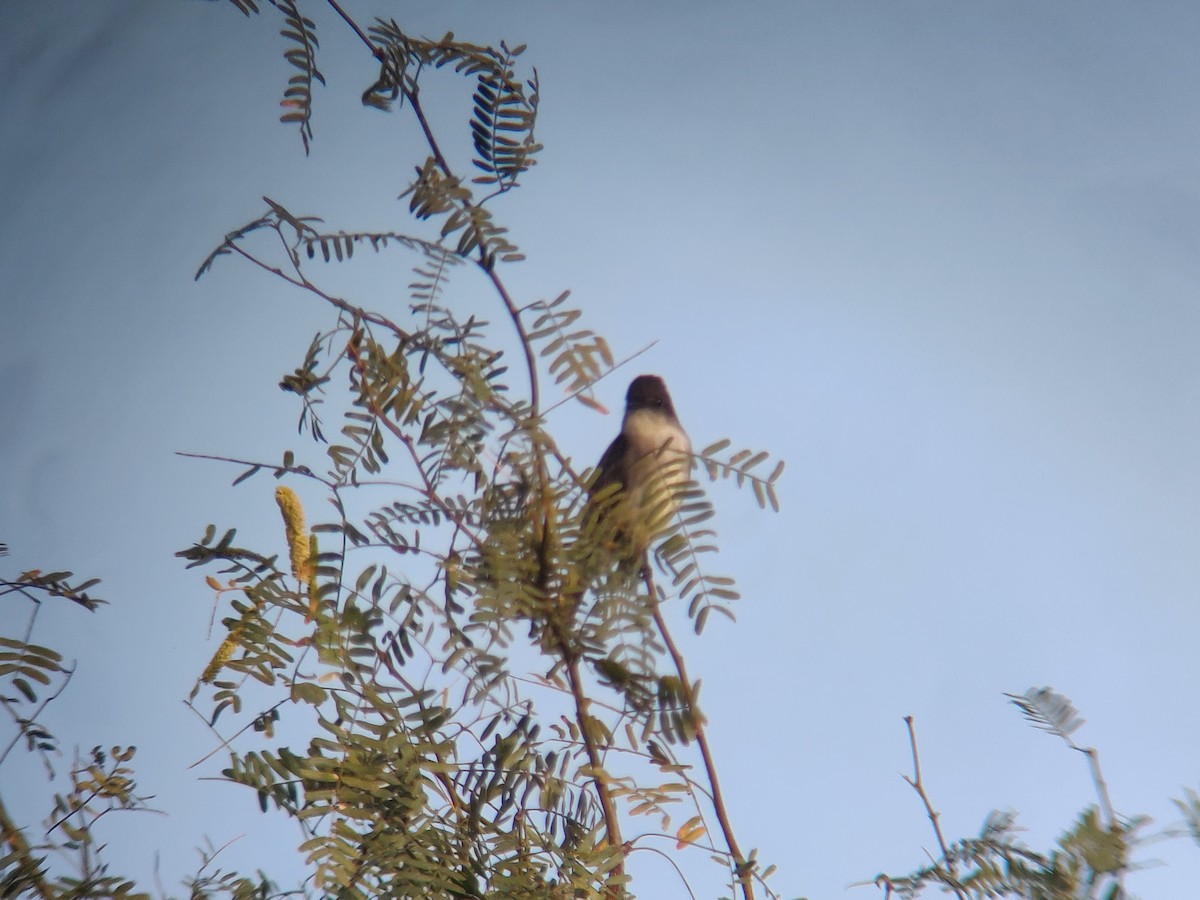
[180,9,781,898]
[360,22,542,267]
[218,0,324,152]
[1,564,106,772]
[875,691,1148,900]
[0,556,158,899]
[466,43,542,196]
[7,5,1198,900]
[877,806,1143,899]
[528,291,613,404]
[276,0,324,153]
[700,439,784,513]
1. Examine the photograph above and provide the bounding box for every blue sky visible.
[4,2,1200,897]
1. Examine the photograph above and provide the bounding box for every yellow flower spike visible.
[275,485,312,582]
[201,633,237,684]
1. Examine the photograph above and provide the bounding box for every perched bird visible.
[588,374,692,553]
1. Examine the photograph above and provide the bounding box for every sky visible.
[3,1,1200,897]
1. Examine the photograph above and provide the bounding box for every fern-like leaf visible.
[273,0,325,154]
[526,291,613,406]
[1173,786,1200,847]
[699,439,784,512]
[1006,686,1084,743]
[1,569,105,610]
[470,44,542,195]
[194,214,274,280]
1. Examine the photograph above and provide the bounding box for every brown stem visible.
[403,87,542,415]
[324,0,381,62]
[563,648,626,892]
[902,716,965,900]
[641,565,754,900]
[227,237,414,344]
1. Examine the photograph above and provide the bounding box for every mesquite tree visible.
[181,4,782,898]
[4,4,1197,900]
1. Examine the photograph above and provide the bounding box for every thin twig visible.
[0,663,76,769]
[194,834,246,878]
[537,340,660,419]
[642,565,754,900]
[323,0,381,61]
[564,651,626,865]
[901,716,966,900]
[1052,726,1116,830]
[1081,746,1115,827]
[226,239,414,343]
[184,698,289,769]
[627,842,699,900]
[175,450,331,485]
[1076,743,1123,896]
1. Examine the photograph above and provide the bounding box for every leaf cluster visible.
[879,807,1140,900]
[178,8,789,896]
[1,562,106,772]
[9,7,785,899]
[876,690,1147,900]
[219,0,324,153]
[0,553,162,900]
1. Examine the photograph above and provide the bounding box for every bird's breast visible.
[623,409,691,457]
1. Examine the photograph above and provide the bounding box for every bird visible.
[587,374,692,556]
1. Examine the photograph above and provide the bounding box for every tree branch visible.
[901,716,965,900]
[642,564,754,900]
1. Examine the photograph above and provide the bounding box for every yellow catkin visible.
[201,633,238,684]
[275,486,312,581]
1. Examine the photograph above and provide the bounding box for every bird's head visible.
[625,374,677,419]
